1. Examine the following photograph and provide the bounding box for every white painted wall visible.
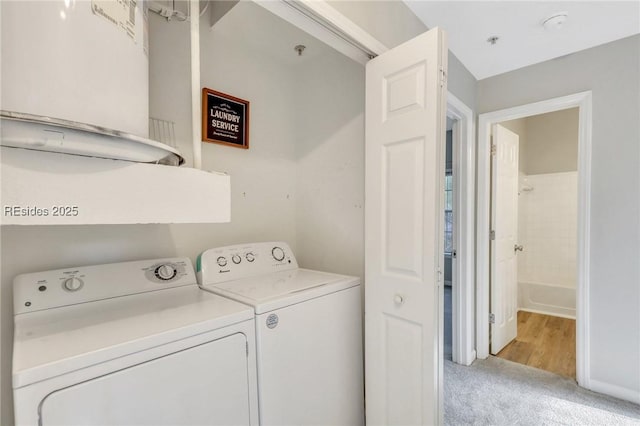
[198,6,298,249]
[328,0,426,51]
[502,108,579,176]
[479,34,640,402]
[294,47,365,279]
[523,108,579,175]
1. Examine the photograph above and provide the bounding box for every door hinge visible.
[490,230,495,240]
[489,313,495,324]
[491,144,497,156]
[439,67,447,88]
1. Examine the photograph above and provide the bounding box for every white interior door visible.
[490,124,520,354]
[365,27,447,425]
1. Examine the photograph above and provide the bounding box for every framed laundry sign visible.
[202,88,250,149]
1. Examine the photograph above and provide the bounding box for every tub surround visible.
[517,171,577,317]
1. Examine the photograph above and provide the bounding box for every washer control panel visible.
[197,242,298,285]
[14,258,195,315]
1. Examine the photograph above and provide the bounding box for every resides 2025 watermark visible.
[4,205,79,217]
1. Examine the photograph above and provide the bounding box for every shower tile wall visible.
[518,171,578,288]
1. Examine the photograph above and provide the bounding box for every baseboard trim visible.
[588,379,640,404]
[464,349,477,366]
[518,308,576,320]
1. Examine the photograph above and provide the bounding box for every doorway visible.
[490,108,580,379]
[443,116,456,362]
[445,93,476,367]
[476,91,593,387]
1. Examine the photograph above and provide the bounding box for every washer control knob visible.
[217,256,228,267]
[155,264,177,280]
[272,246,285,262]
[246,252,255,262]
[232,254,242,264]
[63,277,84,292]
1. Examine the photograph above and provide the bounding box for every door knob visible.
[514,244,524,252]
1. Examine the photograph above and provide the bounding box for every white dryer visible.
[197,242,364,426]
[12,258,259,426]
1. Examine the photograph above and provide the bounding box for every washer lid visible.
[201,268,360,314]
[12,286,253,389]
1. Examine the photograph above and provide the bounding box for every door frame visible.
[446,93,476,366]
[476,91,592,387]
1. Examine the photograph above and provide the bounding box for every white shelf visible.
[1,147,230,225]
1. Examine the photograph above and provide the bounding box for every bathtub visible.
[518,281,576,319]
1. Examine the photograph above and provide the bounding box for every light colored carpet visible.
[444,356,640,425]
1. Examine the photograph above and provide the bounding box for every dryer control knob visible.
[155,264,177,280]
[217,256,228,267]
[232,254,242,264]
[63,277,84,292]
[271,246,285,262]
[246,252,255,262]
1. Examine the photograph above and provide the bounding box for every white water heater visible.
[1,0,149,137]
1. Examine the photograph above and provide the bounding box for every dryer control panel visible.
[197,242,298,285]
[13,258,195,315]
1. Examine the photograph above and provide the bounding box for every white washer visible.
[12,258,259,426]
[197,242,364,426]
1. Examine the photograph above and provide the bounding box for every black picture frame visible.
[202,88,250,149]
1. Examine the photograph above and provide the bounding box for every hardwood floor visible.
[496,311,576,379]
